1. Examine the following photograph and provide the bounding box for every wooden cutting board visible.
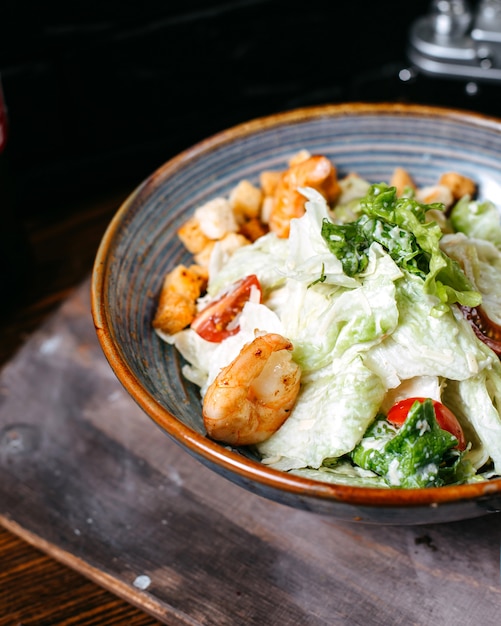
[1,279,500,625]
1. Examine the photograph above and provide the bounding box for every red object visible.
[459,305,501,356]
[0,80,8,154]
[387,397,467,450]
[191,274,262,342]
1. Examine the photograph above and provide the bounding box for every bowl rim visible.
[91,101,501,509]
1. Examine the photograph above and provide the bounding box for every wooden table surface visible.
[1,187,501,626]
[0,188,162,625]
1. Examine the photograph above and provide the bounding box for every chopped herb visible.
[307,263,327,288]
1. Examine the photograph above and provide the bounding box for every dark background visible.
[0,0,480,218]
[1,0,501,306]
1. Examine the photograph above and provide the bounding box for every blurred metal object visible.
[408,0,501,82]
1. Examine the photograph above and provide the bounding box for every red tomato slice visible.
[191,274,262,342]
[387,397,467,451]
[459,305,501,356]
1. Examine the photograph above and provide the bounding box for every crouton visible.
[439,172,477,201]
[390,167,416,197]
[177,216,211,254]
[152,264,208,336]
[229,179,263,222]
[194,197,238,239]
[194,241,216,268]
[416,184,454,209]
[238,216,268,242]
[260,171,282,197]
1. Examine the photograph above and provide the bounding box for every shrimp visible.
[202,333,301,445]
[268,154,341,238]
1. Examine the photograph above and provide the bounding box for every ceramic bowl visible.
[91,102,501,524]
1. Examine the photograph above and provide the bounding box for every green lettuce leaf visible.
[450,196,501,249]
[257,356,386,471]
[440,233,501,326]
[442,364,501,474]
[321,183,481,309]
[279,247,400,375]
[291,460,388,487]
[207,232,288,297]
[350,399,474,488]
[363,273,497,389]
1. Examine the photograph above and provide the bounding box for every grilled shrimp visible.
[202,333,301,445]
[269,154,341,238]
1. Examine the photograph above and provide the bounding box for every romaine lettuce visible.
[321,183,481,309]
[350,400,474,488]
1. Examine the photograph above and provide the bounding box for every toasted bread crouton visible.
[260,196,275,224]
[212,233,250,262]
[229,179,263,223]
[206,233,251,277]
[439,172,477,201]
[390,167,416,197]
[160,264,207,302]
[416,184,454,208]
[195,232,251,269]
[260,170,282,197]
[185,263,209,290]
[216,232,250,255]
[269,155,341,238]
[238,216,269,242]
[194,241,216,268]
[177,216,211,254]
[194,197,238,239]
[153,264,208,335]
[153,290,197,336]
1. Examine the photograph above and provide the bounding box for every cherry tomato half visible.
[387,397,467,451]
[191,274,262,343]
[459,305,501,357]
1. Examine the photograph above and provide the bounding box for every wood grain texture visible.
[0,526,161,626]
[1,280,500,625]
[0,187,160,625]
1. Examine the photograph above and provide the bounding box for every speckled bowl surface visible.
[92,102,501,524]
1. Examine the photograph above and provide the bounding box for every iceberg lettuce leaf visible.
[291,461,388,487]
[207,232,288,296]
[444,365,501,474]
[286,187,361,289]
[279,244,400,376]
[450,196,501,249]
[441,233,501,326]
[257,356,386,470]
[364,273,496,389]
